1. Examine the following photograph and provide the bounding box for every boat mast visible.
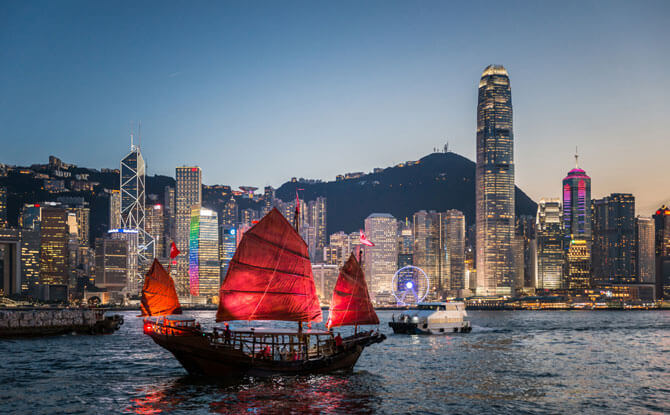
[294,189,303,335]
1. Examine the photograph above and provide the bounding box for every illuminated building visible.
[653,206,670,298]
[145,204,165,260]
[364,213,398,295]
[94,237,127,292]
[120,140,153,293]
[19,204,42,293]
[39,206,69,288]
[0,228,20,296]
[476,64,515,296]
[0,186,7,228]
[516,215,536,289]
[592,194,636,285]
[397,218,413,268]
[66,206,90,248]
[240,208,259,227]
[263,186,275,215]
[219,225,236,284]
[108,228,138,293]
[536,199,563,290]
[163,186,175,256]
[308,197,327,254]
[221,196,238,227]
[325,231,351,266]
[562,153,592,247]
[109,190,121,230]
[312,263,339,305]
[567,239,590,289]
[188,206,219,302]
[444,210,466,292]
[175,166,202,297]
[413,210,444,299]
[635,217,655,283]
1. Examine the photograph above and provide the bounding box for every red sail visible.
[216,208,322,323]
[327,253,379,328]
[140,259,182,316]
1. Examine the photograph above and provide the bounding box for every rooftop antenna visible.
[138,120,142,151]
[444,142,449,153]
[575,146,579,169]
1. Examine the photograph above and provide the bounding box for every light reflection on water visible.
[1,310,669,414]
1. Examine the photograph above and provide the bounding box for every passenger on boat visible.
[224,323,231,344]
[335,333,343,351]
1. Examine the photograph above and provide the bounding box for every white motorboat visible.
[389,302,471,334]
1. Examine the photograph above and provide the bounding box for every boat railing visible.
[208,330,336,361]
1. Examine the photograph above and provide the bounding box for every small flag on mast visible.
[359,230,375,247]
[170,242,181,259]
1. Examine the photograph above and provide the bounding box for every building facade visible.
[536,199,563,290]
[444,210,466,292]
[188,206,219,302]
[592,194,636,285]
[175,166,202,297]
[364,213,398,296]
[476,64,515,295]
[635,217,655,284]
[94,237,127,292]
[413,210,444,299]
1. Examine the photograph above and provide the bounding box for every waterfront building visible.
[120,141,153,293]
[312,263,339,306]
[221,196,238,227]
[567,239,590,289]
[0,228,20,296]
[108,228,139,294]
[536,199,563,290]
[219,225,236,284]
[516,215,536,290]
[653,206,670,298]
[444,210,466,292]
[163,186,175,256]
[592,194,636,285]
[562,153,592,247]
[188,206,219,302]
[635,217,655,284]
[0,186,7,228]
[364,213,398,296]
[413,210,444,299]
[145,204,165,261]
[476,64,515,296]
[325,231,351,266]
[175,166,202,297]
[94,237,127,292]
[36,206,70,298]
[109,190,121,230]
[397,218,413,268]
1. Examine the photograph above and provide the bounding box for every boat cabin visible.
[210,327,337,361]
[144,316,199,336]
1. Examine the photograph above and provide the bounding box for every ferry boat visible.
[141,208,385,377]
[388,302,471,334]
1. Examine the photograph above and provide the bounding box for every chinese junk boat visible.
[142,208,385,377]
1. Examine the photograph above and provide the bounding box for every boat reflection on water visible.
[127,373,382,414]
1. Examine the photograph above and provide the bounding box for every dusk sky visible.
[1,1,668,214]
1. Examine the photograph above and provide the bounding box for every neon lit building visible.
[562,155,592,246]
[175,166,202,297]
[188,206,219,301]
[476,65,515,295]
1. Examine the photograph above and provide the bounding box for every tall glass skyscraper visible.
[176,166,202,298]
[562,155,592,246]
[536,199,564,290]
[476,65,515,295]
[188,206,219,302]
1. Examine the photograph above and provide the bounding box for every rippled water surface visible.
[1,310,669,414]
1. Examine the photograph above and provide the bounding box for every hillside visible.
[275,152,537,234]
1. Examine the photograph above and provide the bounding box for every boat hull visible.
[388,321,471,335]
[148,331,386,377]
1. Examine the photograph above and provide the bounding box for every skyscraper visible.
[120,141,153,293]
[39,206,69,289]
[308,197,327,253]
[592,194,636,285]
[653,206,670,298]
[221,196,238,227]
[476,65,515,296]
[536,199,563,290]
[163,186,175,256]
[635,217,655,283]
[188,206,219,302]
[325,231,351,266]
[145,204,165,260]
[397,218,414,269]
[413,210,444,299]
[562,153,592,246]
[109,190,121,230]
[0,186,7,229]
[566,239,590,289]
[94,237,127,292]
[263,186,275,215]
[444,210,466,292]
[175,166,202,297]
[364,213,398,296]
[219,225,236,284]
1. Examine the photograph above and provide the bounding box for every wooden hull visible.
[148,331,385,378]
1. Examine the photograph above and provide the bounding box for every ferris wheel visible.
[391,266,429,306]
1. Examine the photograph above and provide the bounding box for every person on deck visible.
[224,323,231,344]
[335,333,343,352]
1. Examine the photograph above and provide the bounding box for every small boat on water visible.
[389,302,472,334]
[141,208,385,377]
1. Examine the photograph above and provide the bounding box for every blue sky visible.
[1,1,668,213]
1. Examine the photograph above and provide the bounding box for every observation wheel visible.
[392,266,429,306]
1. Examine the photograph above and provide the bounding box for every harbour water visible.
[1,310,669,414]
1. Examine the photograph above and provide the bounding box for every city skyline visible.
[2,2,669,214]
